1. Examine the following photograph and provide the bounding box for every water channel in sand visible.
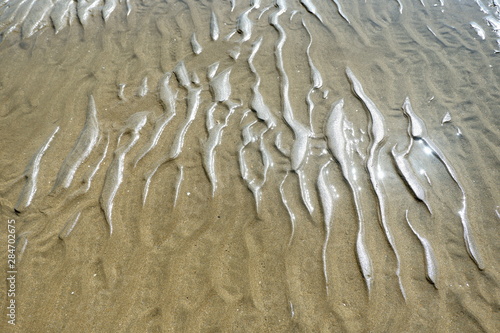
[0,0,499,332]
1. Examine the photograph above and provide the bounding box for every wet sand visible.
[0,0,499,332]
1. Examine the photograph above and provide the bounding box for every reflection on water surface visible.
[0,0,499,332]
